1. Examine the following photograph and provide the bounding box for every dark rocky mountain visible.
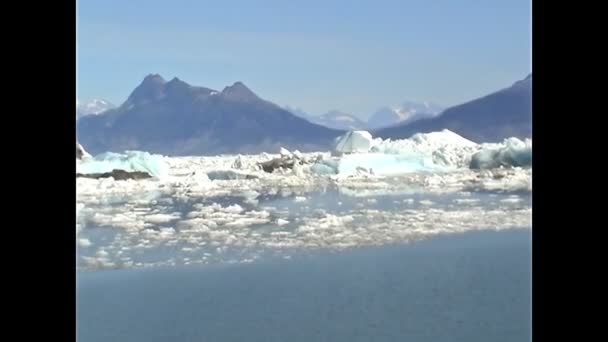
[77,75,343,155]
[375,74,532,143]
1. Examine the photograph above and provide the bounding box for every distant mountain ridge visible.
[285,102,442,131]
[315,110,367,130]
[367,102,444,129]
[77,75,343,155]
[78,73,531,155]
[76,98,116,120]
[375,74,532,142]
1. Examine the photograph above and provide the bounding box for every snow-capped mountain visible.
[77,74,341,155]
[314,110,366,130]
[284,107,365,130]
[284,106,316,121]
[367,101,444,130]
[76,99,116,119]
[375,74,532,142]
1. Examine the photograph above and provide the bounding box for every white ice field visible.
[76,130,532,271]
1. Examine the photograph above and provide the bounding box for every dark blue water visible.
[77,229,531,342]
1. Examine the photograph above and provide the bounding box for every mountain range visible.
[375,74,532,143]
[285,101,442,131]
[76,75,341,155]
[366,101,444,130]
[77,73,531,155]
[285,108,366,130]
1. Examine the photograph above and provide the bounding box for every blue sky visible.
[77,0,531,119]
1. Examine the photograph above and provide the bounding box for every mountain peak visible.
[167,76,188,85]
[221,81,258,101]
[126,74,167,105]
[511,73,532,90]
[165,77,191,89]
[321,110,353,119]
[143,73,166,84]
[367,101,444,130]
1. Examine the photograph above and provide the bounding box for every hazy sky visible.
[77,0,531,119]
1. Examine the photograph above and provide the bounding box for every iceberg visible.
[76,143,91,160]
[279,147,292,158]
[312,152,446,176]
[371,129,479,168]
[470,138,532,169]
[310,159,340,175]
[334,131,374,154]
[76,151,168,178]
[313,130,478,176]
[207,170,258,180]
[372,130,477,154]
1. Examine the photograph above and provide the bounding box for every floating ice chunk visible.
[240,190,260,200]
[243,198,259,206]
[158,228,176,238]
[314,153,446,176]
[470,138,532,169]
[334,131,374,154]
[294,196,307,202]
[500,197,522,203]
[206,170,258,180]
[370,130,479,168]
[279,147,292,157]
[224,204,244,213]
[291,161,305,176]
[410,130,478,147]
[232,155,244,169]
[76,143,91,160]
[96,249,109,258]
[77,151,168,178]
[277,219,289,226]
[314,131,465,176]
[78,238,92,247]
[145,213,179,224]
[310,159,339,174]
[454,198,480,204]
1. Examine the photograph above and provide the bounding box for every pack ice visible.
[313,129,480,176]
